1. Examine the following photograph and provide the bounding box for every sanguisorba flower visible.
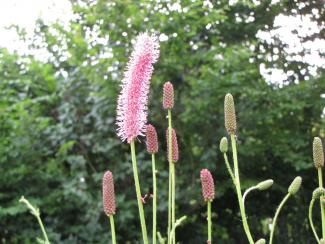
[166,128,179,163]
[200,169,215,202]
[163,81,174,110]
[116,32,160,143]
[103,171,116,216]
[146,124,158,154]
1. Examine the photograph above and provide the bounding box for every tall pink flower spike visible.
[200,169,215,202]
[102,171,116,215]
[116,32,160,143]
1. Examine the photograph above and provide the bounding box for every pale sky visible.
[0,0,323,85]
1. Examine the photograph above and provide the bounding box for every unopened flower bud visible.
[200,169,215,202]
[224,93,237,134]
[312,187,325,199]
[288,176,302,195]
[163,81,174,109]
[146,124,158,154]
[257,179,274,191]
[220,137,228,153]
[102,171,116,215]
[166,128,179,163]
[313,137,324,169]
[255,239,266,244]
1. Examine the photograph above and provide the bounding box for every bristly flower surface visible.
[146,124,158,154]
[163,81,174,109]
[224,93,237,134]
[103,171,116,215]
[313,137,324,169]
[116,32,160,143]
[200,169,215,202]
[166,128,179,163]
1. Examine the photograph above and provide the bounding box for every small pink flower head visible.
[102,171,116,215]
[116,32,160,143]
[146,124,158,154]
[163,81,174,109]
[200,169,215,202]
[166,128,179,163]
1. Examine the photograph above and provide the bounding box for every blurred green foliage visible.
[0,0,324,243]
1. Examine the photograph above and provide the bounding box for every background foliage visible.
[1,0,324,243]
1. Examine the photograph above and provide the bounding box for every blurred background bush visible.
[0,0,324,243]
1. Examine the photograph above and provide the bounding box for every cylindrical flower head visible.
[116,32,160,143]
[220,137,228,153]
[163,81,174,109]
[102,171,116,215]
[255,239,266,244]
[256,179,274,191]
[313,137,324,168]
[146,124,158,154]
[224,93,237,134]
[166,128,179,163]
[200,169,215,202]
[288,176,302,195]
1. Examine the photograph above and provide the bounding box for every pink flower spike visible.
[200,169,215,202]
[163,81,174,109]
[102,171,116,215]
[146,124,158,154]
[166,128,179,163]
[116,32,160,143]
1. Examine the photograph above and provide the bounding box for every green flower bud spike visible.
[220,137,228,153]
[313,188,325,200]
[313,137,324,169]
[269,176,302,244]
[255,238,266,244]
[288,176,302,195]
[309,188,325,243]
[224,93,237,135]
[257,179,274,191]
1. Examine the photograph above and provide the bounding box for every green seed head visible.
[313,137,324,169]
[288,176,302,195]
[312,187,325,199]
[224,93,237,134]
[220,137,228,153]
[255,239,266,244]
[257,179,274,191]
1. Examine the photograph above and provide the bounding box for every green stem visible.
[318,168,325,239]
[167,109,174,244]
[309,198,320,243]
[243,186,258,208]
[130,141,148,244]
[109,215,116,244]
[230,134,254,244]
[207,200,212,243]
[36,214,50,244]
[269,193,291,244]
[223,153,236,184]
[171,163,176,244]
[152,153,157,244]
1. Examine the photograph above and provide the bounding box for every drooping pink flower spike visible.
[166,128,179,163]
[102,171,116,216]
[116,32,160,143]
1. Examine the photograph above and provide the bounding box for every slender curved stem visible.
[223,153,236,184]
[130,141,148,244]
[207,201,212,243]
[167,109,173,244]
[19,196,50,244]
[318,168,325,239]
[243,186,258,208]
[169,216,187,242]
[309,198,320,243]
[269,193,291,244]
[109,215,116,244]
[230,134,254,244]
[171,163,176,244]
[152,153,157,244]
